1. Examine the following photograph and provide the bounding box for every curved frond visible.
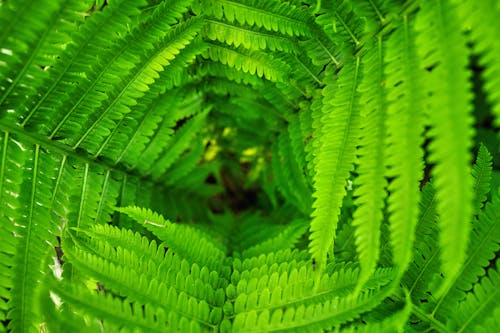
[132,90,204,172]
[4,144,61,332]
[415,0,475,297]
[451,0,500,131]
[452,261,500,333]
[384,12,425,277]
[431,188,500,321]
[148,107,210,179]
[0,0,90,116]
[402,182,439,303]
[62,17,204,154]
[272,131,311,214]
[341,291,411,333]
[61,227,222,330]
[309,57,362,274]
[47,281,173,333]
[471,144,493,215]
[241,219,309,259]
[117,206,228,272]
[197,0,313,37]
[94,39,207,162]
[351,36,388,291]
[16,0,147,128]
[232,275,395,332]
[204,19,298,52]
[202,42,290,81]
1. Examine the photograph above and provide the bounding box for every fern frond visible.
[103,88,183,167]
[61,231,220,330]
[451,0,500,131]
[81,229,224,295]
[0,0,498,331]
[4,143,61,332]
[203,42,290,81]
[24,0,196,146]
[351,36,388,292]
[66,164,121,229]
[430,188,500,321]
[278,52,324,91]
[47,280,172,333]
[287,113,310,183]
[204,19,298,52]
[451,261,500,332]
[470,310,500,333]
[230,213,294,253]
[309,56,362,274]
[415,0,474,296]
[402,183,439,303]
[471,144,493,215]
[162,137,206,186]
[349,0,395,28]
[342,290,411,333]
[0,0,90,116]
[78,224,167,269]
[231,263,394,314]
[169,164,223,200]
[148,107,210,179]
[198,0,313,37]
[299,28,341,68]
[234,249,310,274]
[17,0,147,128]
[241,219,309,259]
[93,39,206,162]
[198,61,266,86]
[0,133,27,324]
[232,277,395,332]
[384,13,425,277]
[132,90,204,172]
[64,17,204,154]
[117,206,228,272]
[315,0,366,49]
[334,216,357,263]
[40,284,103,333]
[271,132,311,215]
[306,88,324,178]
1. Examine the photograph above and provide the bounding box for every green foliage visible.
[0,0,499,332]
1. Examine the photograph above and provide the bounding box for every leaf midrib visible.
[19,144,40,331]
[0,120,150,183]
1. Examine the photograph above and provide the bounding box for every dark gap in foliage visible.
[470,55,500,168]
[54,236,64,266]
[87,0,108,15]
[486,249,499,274]
[173,116,189,131]
[424,63,438,72]
[205,173,217,185]
[420,133,433,189]
[219,163,259,213]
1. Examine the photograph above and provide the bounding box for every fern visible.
[450,0,500,132]
[0,0,499,332]
[309,55,362,276]
[415,0,476,297]
[351,35,388,292]
[374,7,424,296]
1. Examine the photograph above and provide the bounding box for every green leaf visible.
[415,0,475,297]
[309,56,362,274]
